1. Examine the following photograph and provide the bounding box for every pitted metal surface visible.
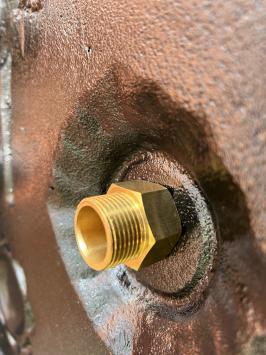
[1,0,265,354]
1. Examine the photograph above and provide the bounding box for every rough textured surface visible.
[2,0,266,353]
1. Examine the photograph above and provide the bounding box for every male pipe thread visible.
[74,181,181,271]
[75,191,150,271]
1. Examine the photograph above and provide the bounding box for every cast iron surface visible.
[2,0,266,354]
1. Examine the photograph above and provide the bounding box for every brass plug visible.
[74,181,181,271]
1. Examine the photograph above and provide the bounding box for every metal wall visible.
[1,0,266,354]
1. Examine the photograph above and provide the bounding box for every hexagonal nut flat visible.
[108,181,181,270]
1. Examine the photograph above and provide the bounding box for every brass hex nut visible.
[107,181,181,270]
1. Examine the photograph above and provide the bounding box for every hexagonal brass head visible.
[74,180,181,271]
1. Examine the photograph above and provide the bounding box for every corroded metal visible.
[2,0,266,354]
[0,0,14,205]
[0,243,33,354]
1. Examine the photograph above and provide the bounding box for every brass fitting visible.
[74,181,181,271]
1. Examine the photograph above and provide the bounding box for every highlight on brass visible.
[74,181,181,271]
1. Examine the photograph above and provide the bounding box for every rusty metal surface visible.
[1,0,266,354]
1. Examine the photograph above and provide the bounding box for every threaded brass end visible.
[74,181,181,271]
[75,191,151,270]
